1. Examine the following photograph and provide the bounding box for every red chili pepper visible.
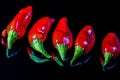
[101,33,120,68]
[6,6,32,49]
[70,25,95,65]
[52,17,73,61]
[28,17,55,59]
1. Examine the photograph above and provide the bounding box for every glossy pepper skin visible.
[28,17,55,59]
[6,6,32,49]
[101,33,120,70]
[70,25,95,65]
[52,17,73,61]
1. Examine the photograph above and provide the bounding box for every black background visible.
[0,0,120,80]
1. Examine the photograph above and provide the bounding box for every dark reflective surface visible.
[0,0,120,80]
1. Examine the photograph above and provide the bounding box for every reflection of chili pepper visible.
[52,17,73,61]
[101,33,120,69]
[6,6,32,49]
[70,25,95,65]
[28,17,55,59]
[51,52,64,66]
[27,47,50,63]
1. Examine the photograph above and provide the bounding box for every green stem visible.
[102,52,113,70]
[54,56,64,66]
[7,30,18,49]
[70,46,84,65]
[31,39,52,59]
[56,44,67,61]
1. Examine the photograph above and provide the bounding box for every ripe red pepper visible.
[52,17,73,61]
[1,6,32,58]
[70,25,95,65]
[6,6,32,49]
[101,33,120,69]
[28,17,55,59]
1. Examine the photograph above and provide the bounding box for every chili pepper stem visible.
[70,46,84,65]
[7,30,17,49]
[31,39,52,59]
[56,44,67,61]
[102,52,113,70]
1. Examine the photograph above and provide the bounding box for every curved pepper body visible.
[75,25,95,53]
[6,6,32,49]
[52,17,73,61]
[102,33,120,56]
[101,33,120,69]
[28,17,55,44]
